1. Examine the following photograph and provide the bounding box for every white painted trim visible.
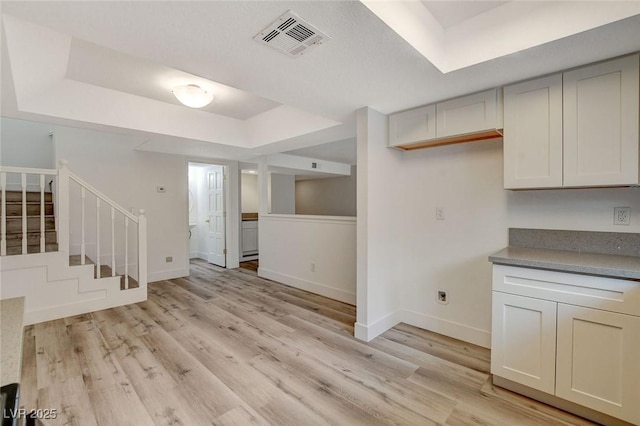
[261,214,356,224]
[148,267,189,283]
[258,267,356,305]
[402,309,491,349]
[25,287,147,325]
[353,309,491,348]
[240,254,259,262]
[354,310,403,342]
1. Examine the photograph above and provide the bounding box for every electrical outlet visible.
[437,290,449,305]
[435,207,445,220]
[614,207,631,226]
[310,262,316,272]
[165,256,173,263]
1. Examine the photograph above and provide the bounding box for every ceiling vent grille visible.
[254,11,330,58]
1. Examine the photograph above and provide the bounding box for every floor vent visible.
[253,11,330,58]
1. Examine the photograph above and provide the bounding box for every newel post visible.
[57,160,70,265]
[138,209,148,291]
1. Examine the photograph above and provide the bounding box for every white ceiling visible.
[422,1,508,28]
[285,138,357,165]
[2,1,640,165]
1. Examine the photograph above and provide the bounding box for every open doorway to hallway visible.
[188,162,227,268]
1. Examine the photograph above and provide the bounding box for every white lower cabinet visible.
[556,304,640,423]
[241,221,258,256]
[491,292,557,394]
[491,265,640,424]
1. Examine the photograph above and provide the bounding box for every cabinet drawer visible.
[493,264,640,316]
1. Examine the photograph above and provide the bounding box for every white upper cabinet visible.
[388,89,503,150]
[436,89,502,138]
[504,54,640,189]
[388,105,436,147]
[563,55,640,187]
[504,74,563,189]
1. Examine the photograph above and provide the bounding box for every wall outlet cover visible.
[614,207,631,226]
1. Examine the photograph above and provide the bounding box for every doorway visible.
[188,162,227,268]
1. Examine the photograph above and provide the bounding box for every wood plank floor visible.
[20,259,596,426]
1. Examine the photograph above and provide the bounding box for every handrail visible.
[68,171,138,223]
[0,166,58,176]
[1,161,147,295]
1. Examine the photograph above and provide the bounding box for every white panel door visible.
[503,74,563,189]
[563,54,639,187]
[388,105,436,147]
[436,89,499,138]
[206,165,226,267]
[556,304,640,425]
[491,292,557,394]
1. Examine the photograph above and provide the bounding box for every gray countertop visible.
[1,297,25,386]
[490,246,640,280]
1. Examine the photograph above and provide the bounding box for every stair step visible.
[0,191,53,203]
[5,243,59,255]
[5,216,55,233]
[5,231,57,248]
[4,203,54,216]
[68,255,139,290]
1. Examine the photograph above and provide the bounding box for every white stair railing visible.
[0,166,57,256]
[0,162,147,291]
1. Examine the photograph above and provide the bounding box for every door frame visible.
[186,159,240,270]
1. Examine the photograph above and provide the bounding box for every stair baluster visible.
[96,197,101,279]
[1,172,6,256]
[40,174,45,253]
[111,206,115,277]
[21,173,27,254]
[124,217,129,289]
[81,187,86,265]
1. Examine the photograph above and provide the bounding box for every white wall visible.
[295,166,357,216]
[358,107,640,347]
[269,173,295,214]
[241,173,258,213]
[259,215,356,304]
[1,117,54,168]
[355,107,404,341]
[55,126,189,282]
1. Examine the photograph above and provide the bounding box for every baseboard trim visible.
[258,268,355,305]
[24,288,147,325]
[493,376,635,426]
[354,310,403,342]
[148,267,189,283]
[402,310,491,348]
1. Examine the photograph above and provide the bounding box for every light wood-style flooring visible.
[20,260,596,425]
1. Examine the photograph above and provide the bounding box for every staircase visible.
[0,163,147,325]
[2,190,58,255]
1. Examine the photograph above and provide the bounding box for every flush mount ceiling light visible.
[172,84,214,108]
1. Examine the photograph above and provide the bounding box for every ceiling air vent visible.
[253,11,330,58]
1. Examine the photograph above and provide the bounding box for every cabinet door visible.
[556,304,640,425]
[388,105,436,147]
[503,74,563,189]
[241,222,258,254]
[436,89,500,138]
[491,292,557,394]
[563,54,639,187]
